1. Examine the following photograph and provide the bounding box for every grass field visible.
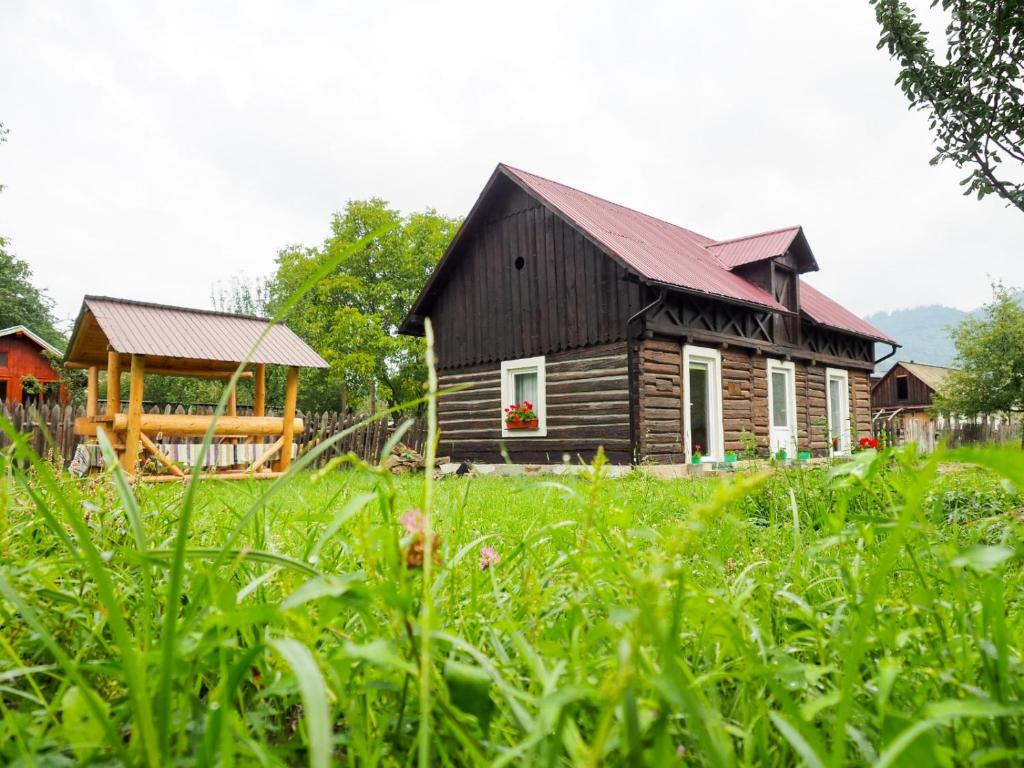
[1,437,1023,766]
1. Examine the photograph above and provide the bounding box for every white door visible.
[767,359,796,455]
[825,367,850,454]
[683,345,723,462]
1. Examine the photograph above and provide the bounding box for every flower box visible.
[724,452,738,463]
[690,456,702,464]
[797,450,812,461]
[506,419,539,431]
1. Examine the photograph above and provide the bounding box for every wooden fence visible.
[0,401,426,469]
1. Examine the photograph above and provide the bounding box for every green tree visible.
[870,0,1024,212]
[270,199,460,413]
[0,237,64,347]
[933,282,1024,445]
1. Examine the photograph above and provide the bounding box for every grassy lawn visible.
[1,445,1023,765]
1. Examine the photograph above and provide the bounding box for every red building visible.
[0,325,65,404]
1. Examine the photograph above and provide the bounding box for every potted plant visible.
[797,445,812,462]
[504,401,539,430]
[831,436,840,452]
[724,448,738,463]
[691,444,703,464]
[774,447,788,461]
[855,436,879,452]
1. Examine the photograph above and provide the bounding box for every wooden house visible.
[0,325,65,404]
[871,361,951,451]
[400,164,898,464]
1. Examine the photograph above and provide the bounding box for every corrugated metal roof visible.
[501,165,789,312]
[798,281,895,342]
[0,325,63,355]
[68,297,328,368]
[899,361,953,391]
[705,226,802,268]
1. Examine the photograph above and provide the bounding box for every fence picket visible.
[0,399,424,470]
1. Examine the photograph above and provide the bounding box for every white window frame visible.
[825,367,851,455]
[682,345,724,462]
[766,358,798,454]
[500,356,547,438]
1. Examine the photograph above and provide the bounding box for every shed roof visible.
[64,296,328,370]
[0,325,63,356]
[897,361,953,391]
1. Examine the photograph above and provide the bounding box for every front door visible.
[683,345,723,462]
[767,359,796,456]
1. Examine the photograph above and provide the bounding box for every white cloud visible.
[1,0,1021,327]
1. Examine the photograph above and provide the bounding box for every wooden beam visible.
[139,470,285,484]
[139,432,185,477]
[75,413,304,437]
[121,355,145,474]
[254,364,266,417]
[249,436,284,473]
[145,367,253,380]
[275,366,300,472]
[106,350,121,417]
[86,367,99,418]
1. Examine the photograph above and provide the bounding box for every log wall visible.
[635,337,874,459]
[436,341,630,463]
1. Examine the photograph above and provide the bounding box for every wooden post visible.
[121,355,145,475]
[86,367,99,417]
[227,385,237,417]
[254,364,266,417]
[274,366,299,472]
[106,351,121,416]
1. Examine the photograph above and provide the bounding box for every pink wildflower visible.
[479,545,500,571]
[400,508,425,535]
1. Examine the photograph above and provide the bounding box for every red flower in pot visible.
[505,401,539,430]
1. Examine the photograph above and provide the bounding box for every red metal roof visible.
[705,226,802,268]
[799,281,895,343]
[501,165,788,312]
[66,297,328,368]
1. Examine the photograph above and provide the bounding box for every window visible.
[826,367,850,454]
[500,356,547,437]
[683,345,723,461]
[0,380,6,402]
[0,351,7,368]
[895,374,909,401]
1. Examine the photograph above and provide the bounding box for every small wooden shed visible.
[64,296,328,480]
[871,361,951,451]
[0,325,65,404]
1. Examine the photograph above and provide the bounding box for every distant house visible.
[0,325,65,405]
[871,361,951,450]
[401,164,897,464]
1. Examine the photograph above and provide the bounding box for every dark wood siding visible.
[871,364,934,409]
[636,338,874,460]
[436,342,630,463]
[424,180,642,371]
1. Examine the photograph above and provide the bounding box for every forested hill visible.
[866,303,968,373]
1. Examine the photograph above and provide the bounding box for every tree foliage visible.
[870,0,1024,212]
[934,283,1024,441]
[0,237,64,347]
[270,199,460,413]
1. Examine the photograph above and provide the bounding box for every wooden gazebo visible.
[64,296,328,481]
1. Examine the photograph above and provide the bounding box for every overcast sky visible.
[2,1,1021,329]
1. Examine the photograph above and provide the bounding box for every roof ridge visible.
[499,163,715,246]
[85,295,271,323]
[707,225,801,248]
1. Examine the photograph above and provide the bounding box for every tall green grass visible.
[0,419,1022,765]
